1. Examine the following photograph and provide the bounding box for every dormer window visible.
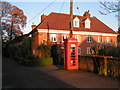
[73,17,80,27]
[85,18,91,29]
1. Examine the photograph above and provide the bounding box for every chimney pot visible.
[31,22,36,30]
[83,10,90,18]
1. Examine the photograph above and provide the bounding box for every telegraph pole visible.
[69,0,73,38]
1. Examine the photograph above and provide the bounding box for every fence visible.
[78,55,120,78]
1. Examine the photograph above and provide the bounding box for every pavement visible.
[35,65,120,88]
[2,57,120,89]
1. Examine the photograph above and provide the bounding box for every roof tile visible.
[37,12,117,34]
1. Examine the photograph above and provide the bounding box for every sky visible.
[3,0,118,34]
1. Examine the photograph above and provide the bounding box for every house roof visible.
[37,12,117,34]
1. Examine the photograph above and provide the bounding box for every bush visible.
[21,56,40,67]
[91,43,120,58]
[37,44,52,58]
[39,58,53,66]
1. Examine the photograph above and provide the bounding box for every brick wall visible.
[32,31,117,55]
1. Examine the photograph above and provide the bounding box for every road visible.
[2,57,74,88]
[2,57,120,89]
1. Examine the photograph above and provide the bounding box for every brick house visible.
[30,11,118,56]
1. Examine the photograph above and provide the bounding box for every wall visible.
[36,31,117,54]
[32,32,39,56]
[78,55,120,78]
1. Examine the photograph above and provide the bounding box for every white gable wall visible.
[73,17,80,27]
[85,18,91,29]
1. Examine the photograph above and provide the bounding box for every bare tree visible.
[0,1,27,42]
[99,0,120,15]
[99,0,120,33]
[90,43,120,58]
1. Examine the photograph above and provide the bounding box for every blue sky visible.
[7,1,118,34]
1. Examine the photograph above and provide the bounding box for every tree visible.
[99,0,120,15]
[99,0,120,33]
[90,43,120,58]
[0,1,27,42]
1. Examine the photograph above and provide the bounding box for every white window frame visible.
[87,47,91,55]
[85,18,91,29]
[50,34,57,42]
[87,36,92,42]
[73,17,80,27]
[98,37,102,43]
[78,47,81,55]
[106,37,110,43]
[75,35,81,42]
[62,35,68,42]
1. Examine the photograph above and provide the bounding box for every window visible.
[98,37,102,43]
[62,35,68,42]
[87,47,91,54]
[75,21,78,26]
[50,34,57,42]
[85,18,91,29]
[75,35,81,42]
[75,21,79,27]
[78,47,81,55]
[106,37,110,43]
[87,36,92,42]
[73,17,80,27]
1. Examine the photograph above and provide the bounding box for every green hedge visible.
[39,58,53,66]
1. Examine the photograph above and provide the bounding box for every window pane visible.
[75,35,80,42]
[106,37,110,43]
[98,37,102,43]
[87,47,91,54]
[75,21,77,26]
[78,47,81,55]
[62,35,68,42]
[50,34,57,42]
[74,19,79,27]
[87,36,92,42]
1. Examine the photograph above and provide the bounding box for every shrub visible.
[37,44,52,58]
[39,58,53,66]
[21,56,40,67]
[91,43,120,58]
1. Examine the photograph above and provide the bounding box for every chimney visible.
[41,14,47,22]
[31,22,36,30]
[83,10,90,18]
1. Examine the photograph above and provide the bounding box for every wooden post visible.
[69,0,73,38]
[104,57,107,76]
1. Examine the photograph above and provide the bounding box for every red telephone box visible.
[64,38,78,70]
